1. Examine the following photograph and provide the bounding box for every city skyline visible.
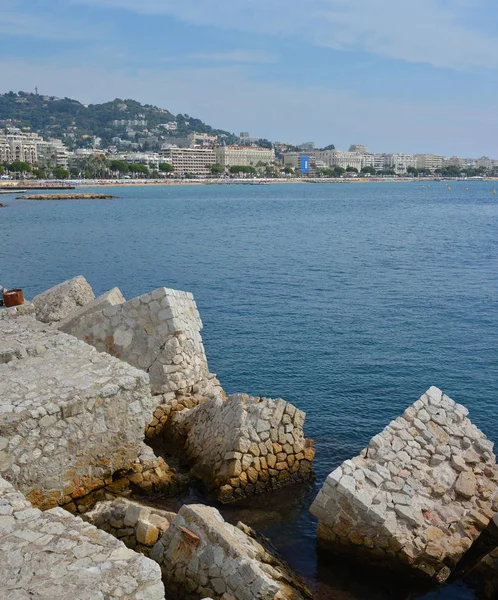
[1,1,497,156]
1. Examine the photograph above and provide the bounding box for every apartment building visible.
[312,149,363,171]
[160,147,216,175]
[36,139,70,169]
[0,128,39,166]
[415,154,444,171]
[215,146,275,169]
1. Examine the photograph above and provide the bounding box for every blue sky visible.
[1,0,497,156]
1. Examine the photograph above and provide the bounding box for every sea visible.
[1,181,497,599]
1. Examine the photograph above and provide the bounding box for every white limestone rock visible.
[0,476,164,600]
[58,286,125,334]
[310,387,498,583]
[33,275,95,323]
[60,286,223,398]
[154,504,311,600]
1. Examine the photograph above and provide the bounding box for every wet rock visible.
[172,394,314,502]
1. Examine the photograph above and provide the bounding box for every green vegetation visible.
[110,160,129,173]
[159,162,174,173]
[0,91,238,150]
[32,168,46,178]
[52,167,70,179]
[129,163,149,175]
[210,165,223,175]
[361,166,377,175]
[8,160,31,173]
[229,165,256,175]
[346,166,359,173]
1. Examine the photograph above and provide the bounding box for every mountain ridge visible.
[0,91,239,150]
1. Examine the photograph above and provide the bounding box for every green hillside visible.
[0,91,238,149]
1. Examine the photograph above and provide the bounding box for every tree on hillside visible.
[322,144,336,150]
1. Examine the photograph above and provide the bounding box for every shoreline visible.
[2,176,497,191]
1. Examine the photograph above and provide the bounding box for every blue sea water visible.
[1,181,497,599]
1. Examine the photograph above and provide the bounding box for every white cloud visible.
[0,56,495,156]
[0,1,106,41]
[69,0,498,71]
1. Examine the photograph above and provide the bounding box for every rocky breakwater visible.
[0,475,164,600]
[310,386,498,583]
[0,308,177,511]
[173,393,315,503]
[19,193,116,200]
[85,498,313,599]
[61,285,224,437]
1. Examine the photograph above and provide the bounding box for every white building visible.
[215,146,275,169]
[312,150,363,171]
[111,152,161,170]
[415,154,444,171]
[388,154,417,174]
[0,128,39,166]
[36,139,69,169]
[476,156,494,170]
[160,147,216,175]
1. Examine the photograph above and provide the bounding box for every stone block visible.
[158,504,310,599]
[32,275,95,323]
[58,287,125,334]
[0,314,155,507]
[172,394,314,503]
[0,476,164,599]
[59,286,223,399]
[310,387,498,583]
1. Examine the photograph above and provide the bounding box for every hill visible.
[0,91,239,150]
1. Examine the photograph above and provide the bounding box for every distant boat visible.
[494,189,497,195]
[447,186,451,191]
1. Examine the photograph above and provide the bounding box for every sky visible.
[1,0,497,156]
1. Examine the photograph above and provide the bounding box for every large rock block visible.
[310,386,498,583]
[65,286,223,397]
[152,504,313,600]
[174,394,315,502]
[0,314,155,509]
[85,498,176,553]
[0,476,165,600]
[58,286,125,334]
[32,275,95,323]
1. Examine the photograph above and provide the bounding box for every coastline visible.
[2,176,497,191]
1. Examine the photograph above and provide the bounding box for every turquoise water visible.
[2,182,497,598]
